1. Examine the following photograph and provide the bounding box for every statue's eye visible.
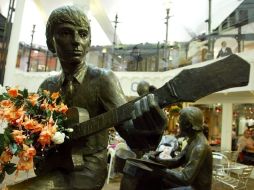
[79,30,88,38]
[60,29,72,36]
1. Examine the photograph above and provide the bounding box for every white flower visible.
[0,120,8,134]
[52,132,65,144]
[0,85,6,95]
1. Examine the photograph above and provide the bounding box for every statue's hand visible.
[65,107,90,128]
[128,94,167,150]
[148,150,171,164]
[147,151,162,162]
[132,93,167,133]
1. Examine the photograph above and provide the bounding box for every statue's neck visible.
[62,61,86,75]
[187,132,199,143]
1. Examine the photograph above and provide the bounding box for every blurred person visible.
[216,41,232,58]
[237,129,254,164]
[232,126,237,151]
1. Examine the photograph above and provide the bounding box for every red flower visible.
[7,87,19,98]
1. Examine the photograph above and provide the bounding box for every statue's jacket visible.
[36,65,128,187]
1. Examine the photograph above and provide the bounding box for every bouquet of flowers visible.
[0,86,71,183]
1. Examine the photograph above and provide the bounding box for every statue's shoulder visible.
[45,73,61,82]
[86,65,114,79]
[39,72,62,91]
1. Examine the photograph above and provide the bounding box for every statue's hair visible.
[46,5,91,53]
[180,106,204,131]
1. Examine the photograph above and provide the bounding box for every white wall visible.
[6,50,254,103]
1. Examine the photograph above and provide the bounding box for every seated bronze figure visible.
[120,107,213,190]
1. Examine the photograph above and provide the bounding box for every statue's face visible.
[52,23,90,69]
[178,113,193,137]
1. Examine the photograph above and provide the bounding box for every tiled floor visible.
[102,176,121,190]
[103,176,254,190]
[2,170,254,190]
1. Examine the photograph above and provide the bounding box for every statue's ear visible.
[46,39,56,53]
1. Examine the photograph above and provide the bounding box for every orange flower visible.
[58,103,68,114]
[11,129,23,136]
[30,123,44,133]
[26,147,36,158]
[14,135,26,144]
[16,145,36,173]
[23,119,36,130]
[28,93,39,106]
[21,145,36,159]
[38,130,52,148]
[40,99,48,110]
[7,87,19,98]
[12,130,26,144]
[15,114,25,127]
[49,113,54,125]
[38,124,56,148]
[0,164,3,172]
[51,92,60,100]
[1,100,13,107]
[43,90,50,96]
[0,150,13,163]
[48,103,56,112]
[16,156,34,172]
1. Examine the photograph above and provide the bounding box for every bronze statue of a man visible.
[8,5,166,190]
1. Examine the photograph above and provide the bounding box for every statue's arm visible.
[99,70,166,151]
[98,70,140,148]
[162,144,208,186]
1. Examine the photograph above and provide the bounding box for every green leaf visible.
[9,143,18,154]
[3,128,12,146]
[0,172,5,183]
[46,110,51,118]
[24,138,33,145]
[0,94,4,101]
[0,134,4,154]
[4,163,16,175]
[23,88,28,98]
[2,92,9,99]
[14,99,23,108]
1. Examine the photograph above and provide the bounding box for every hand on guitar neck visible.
[65,54,250,152]
[65,93,167,151]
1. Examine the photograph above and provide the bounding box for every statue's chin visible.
[60,57,85,69]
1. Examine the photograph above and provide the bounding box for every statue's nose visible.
[72,31,81,45]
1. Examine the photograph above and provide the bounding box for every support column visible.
[221,103,233,151]
[4,0,26,86]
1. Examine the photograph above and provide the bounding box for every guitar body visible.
[66,107,91,169]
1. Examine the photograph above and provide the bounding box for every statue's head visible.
[46,5,91,54]
[137,81,150,96]
[179,107,204,136]
[137,81,156,96]
[46,6,91,71]
[221,41,227,47]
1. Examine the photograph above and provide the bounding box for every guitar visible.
[67,54,250,140]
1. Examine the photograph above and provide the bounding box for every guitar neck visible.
[71,54,250,140]
[70,84,181,140]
